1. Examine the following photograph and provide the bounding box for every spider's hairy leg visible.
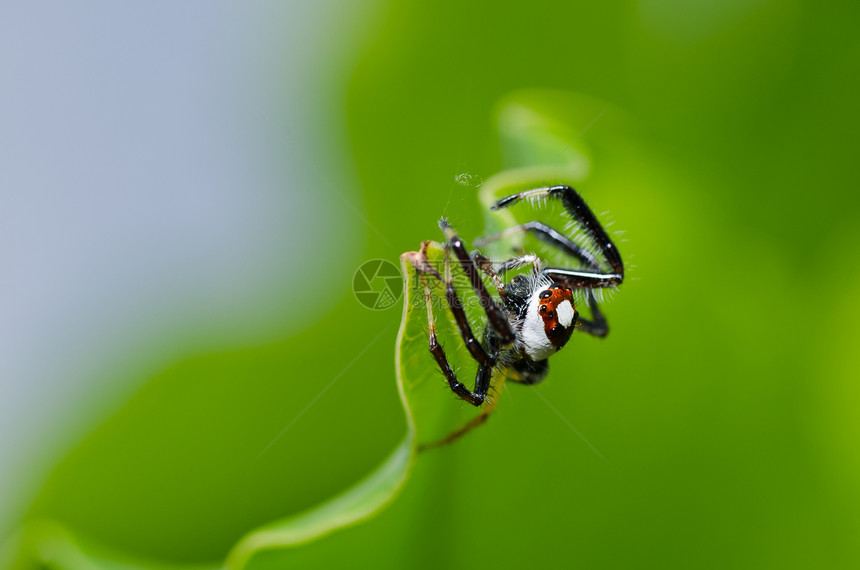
[438,218,516,345]
[418,349,503,453]
[489,185,623,337]
[473,252,544,298]
[472,253,507,297]
[491,185,624,288]
[475,221,600,268]
[494,253,542,277]
[420,274,487,407]
[576,289,609,337]
[440,253,496,368]
[475,224,610,336]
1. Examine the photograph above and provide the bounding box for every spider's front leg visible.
[438,219,516,345]
[482,185,623,337]
[418,218,516,408]
[420,273,498,407]
[418,270,502,450]
[489,185,624,289]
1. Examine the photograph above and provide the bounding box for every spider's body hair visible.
[473,272,576,372]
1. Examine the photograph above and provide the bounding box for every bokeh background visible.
[2,0,859,568]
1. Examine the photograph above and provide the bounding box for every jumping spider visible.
[409,185,624,448]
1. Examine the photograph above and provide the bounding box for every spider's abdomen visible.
[520,283,577,361]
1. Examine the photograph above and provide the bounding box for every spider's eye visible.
[539,290,552,299]
[546,310,554,319]
[539,305,547,314]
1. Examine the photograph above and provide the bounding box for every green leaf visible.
[224,436,413,569]
[1,520,209,570]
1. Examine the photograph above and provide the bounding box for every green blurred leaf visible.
[4,319,415,570]
[1,520,208,570]
[224,436,413,569]
[4,441,413,570]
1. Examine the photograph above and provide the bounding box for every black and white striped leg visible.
[475,221,600,268]
[486,185,623,336]
[490,185,624,289]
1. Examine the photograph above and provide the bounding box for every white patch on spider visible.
[521,289,555,361]
[556,300,574,328]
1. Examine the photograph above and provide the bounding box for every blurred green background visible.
[4,0,860,568]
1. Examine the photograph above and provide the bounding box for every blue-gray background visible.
[1,0,365,530]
